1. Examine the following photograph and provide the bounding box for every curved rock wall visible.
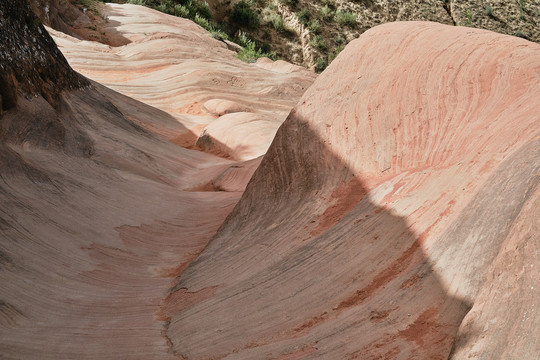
[165,22,540,359]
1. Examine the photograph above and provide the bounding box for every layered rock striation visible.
[165,22,540,359]
[51,3,315,161]
[0,2,310,359]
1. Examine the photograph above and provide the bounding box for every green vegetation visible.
[315,56,327,72]
[125,0,277,63]
[515,30,528,39]
[328,43,344,62]
[335,10,356,26]
[232,0,260,29]
[310,34,326,50]
[147,0,212,19]
[485,4,493,17]
[193,13,211,28]
[265,12,285,32]
[464,10,473,26]
[125,0,539,71]
[174,4,190,17]
[518,0,525,20]
[192,14,228,40]
[313,39,345,73]
[297,8,311,25]
[308,19,321,34]
[319,5,334,21]
[320,0,335,6]
[157,2,170,12]
[236,31,276,62]
[29,17,42,32]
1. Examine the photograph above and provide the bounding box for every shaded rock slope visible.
[165,22,540,359]
[0,0,88,151]
[0,1,312,359]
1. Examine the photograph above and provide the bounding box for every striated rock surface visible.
[0,2,308,359]
[50,3,315,160]
[165,22,540,359]
[2,1,538,358]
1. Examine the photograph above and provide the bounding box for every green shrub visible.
[328,51,337,63]
[171,1,212,19]
[174,4,190,17]
[335,10,356,26]
[193,1,212,19]
[266,12,285,32]
[210,28,229,41]
[232,0,260,29]
[235,31,251,47]
[328,43,344,63]
[157,0,174,14]
[309,34,326,50]
[464,10,473,26]
[237,37,276,62]
[297,8,310,25]
[319,5,334,21]
[126,0,228,43]
[514,30,528,39]
[308,19,321,34]
[192,14,228,40]
[194,13,211,28]
[485,4,493,17]
[315,56,327,72]
[157,4,168,13]
[518,0,525,19]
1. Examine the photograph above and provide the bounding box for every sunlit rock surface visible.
[51,3,315,160]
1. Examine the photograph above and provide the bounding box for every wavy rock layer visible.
[0,78,240,360]
[0,2,310,359]
[166,22,540,359]
[51,3,315,160]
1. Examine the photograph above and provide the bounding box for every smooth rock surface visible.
[196,112,281,161]
[203,98,252,117]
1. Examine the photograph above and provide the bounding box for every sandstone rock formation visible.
[50,3,315,161]
[1,1,539,359]
[165,22,540,359]
[0,1,311,359]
